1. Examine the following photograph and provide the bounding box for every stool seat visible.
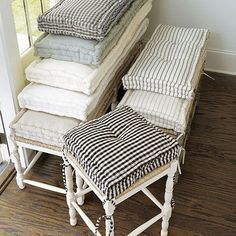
[63,106,180,199]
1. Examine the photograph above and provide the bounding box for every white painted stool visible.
[9,109,82,195]
[63,106,181,235]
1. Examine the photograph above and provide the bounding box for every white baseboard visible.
[205,48,236,75]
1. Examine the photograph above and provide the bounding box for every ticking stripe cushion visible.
[119,90,192,133]
[63,106,180,199]
[37,0,135,41]
[122,24,209,99]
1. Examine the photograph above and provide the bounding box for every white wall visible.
[147,0,236,75]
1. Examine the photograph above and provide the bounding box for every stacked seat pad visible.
[120,24,209,134]
[16,0,153,147]
[119,90,192,133]
[38,0,135,41]
[63,106,180,199]
[25,3,151,95]
[34,0,147,65]
[123,24,208,99]
[19,19,149,121]
[10,110,81,148]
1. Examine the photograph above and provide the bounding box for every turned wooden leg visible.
[103,200,116,236]
[161,161,178,236]
[65,164,77,226]
[10,138,25,189]
[76,172,85,206]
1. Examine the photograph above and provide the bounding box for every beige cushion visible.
[11,110,81,148]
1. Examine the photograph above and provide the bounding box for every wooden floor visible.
[0,72,236,236]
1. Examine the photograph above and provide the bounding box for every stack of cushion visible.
[34,0,147,65]
[18,0,153,124]
[120,24,209,134]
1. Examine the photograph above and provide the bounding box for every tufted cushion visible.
[34,0,147,65]
[10,110,80,148]
[19,19,149,121]
[63,106,180,199]
[122,24,209,99]
[37,0,135,41]
[119,90,192,133]
[27,3,151,95]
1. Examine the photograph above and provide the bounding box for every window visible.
[12,0,55,54]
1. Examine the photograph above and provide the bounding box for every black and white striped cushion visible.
[122,24,209,99]
[63,106,180,199]
[38,0,134,41]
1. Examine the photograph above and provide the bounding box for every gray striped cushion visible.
[63,106,180,199]
[122,24,209,99]
[38,0,134,41]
